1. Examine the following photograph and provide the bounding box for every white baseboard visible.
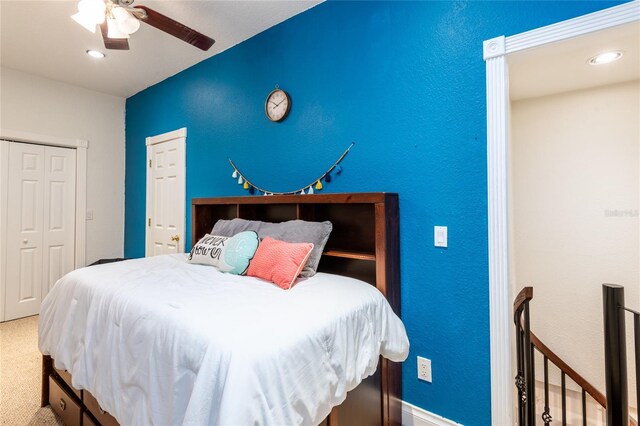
[402,401,463,426]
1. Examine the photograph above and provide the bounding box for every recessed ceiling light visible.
[588,51,623,65]
[86,50,105,59]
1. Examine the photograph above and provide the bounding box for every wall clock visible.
[265,88,291,122]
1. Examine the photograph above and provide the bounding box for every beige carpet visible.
[0,315,61,425]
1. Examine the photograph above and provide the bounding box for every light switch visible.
[434,226,447,248]
[86,210,94,221]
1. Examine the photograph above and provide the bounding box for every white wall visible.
[511,80,640,401]
[0,67,125,264]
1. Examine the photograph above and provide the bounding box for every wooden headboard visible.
[191,192,402,425]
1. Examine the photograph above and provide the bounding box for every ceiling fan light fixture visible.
[71,11,98,33]
[107,17,130,39]
[112,6,140,35]
[77,0,105,24]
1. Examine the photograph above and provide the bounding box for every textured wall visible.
[1,67,125,265]
[512,80,640,407]
[124,2,623,423]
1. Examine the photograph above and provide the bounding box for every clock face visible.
[265,89,291,122]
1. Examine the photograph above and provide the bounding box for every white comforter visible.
[39,254,409,425]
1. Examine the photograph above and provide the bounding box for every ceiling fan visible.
[71,0,215,51]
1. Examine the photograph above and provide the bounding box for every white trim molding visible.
[402,401,463,426]
[483,36,505,60]
[484,1,639,424]
[74,146,87,268]
[0,141,9,322]
[0,128,88,149]
[486,51,511,426]
[0,128,88,270]
[505,1,639,55]
[146,127,187,146]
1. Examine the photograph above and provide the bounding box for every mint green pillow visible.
[189,231,259,275]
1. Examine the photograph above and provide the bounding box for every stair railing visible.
[514,286,611,425]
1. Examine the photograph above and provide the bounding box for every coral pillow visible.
[247,237,314,290]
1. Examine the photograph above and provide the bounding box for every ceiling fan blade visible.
[100,22,130,50]
[134,5,214,51]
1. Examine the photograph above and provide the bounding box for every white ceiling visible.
[509,21,640,101]
[0,0,321,98]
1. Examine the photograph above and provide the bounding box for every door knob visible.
[22,239,28,244]
[171,235,180,242]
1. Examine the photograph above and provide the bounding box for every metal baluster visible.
[516,323,526,426]
[524,301,535,426]
[582,389,587,426]
[561,372,566,426]
[530,343,536,423]
[603,284,629,425]
[542,356,552,425]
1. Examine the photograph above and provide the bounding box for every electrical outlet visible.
[417,356,432,382]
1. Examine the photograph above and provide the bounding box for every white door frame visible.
[145,127,187,256]
[484,2,640,424]
[0,128,88,322]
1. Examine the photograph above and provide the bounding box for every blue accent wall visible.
[125,1,624,423]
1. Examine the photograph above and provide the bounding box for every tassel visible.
[243,181,249,190]
[300,189,305,195]
[248,186,255,194]
[238,176,243,184]
[232,170,238,179]
[263,191,268,196]
[325,173,332,183]
[308,186,314,194]
[335,165,342,175]
[315,180,323,190]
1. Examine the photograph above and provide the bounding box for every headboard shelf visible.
[323,249,376,261]
[190,192,401,425]
[191,192,399,311]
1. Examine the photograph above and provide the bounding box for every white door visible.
[5,143,76,321]
[145,129,186,256]
[42,146,76,298]
[6,143,44,320]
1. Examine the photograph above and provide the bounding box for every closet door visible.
[42,146,76,298]
[4,143,76,321]
[5,143,45,320]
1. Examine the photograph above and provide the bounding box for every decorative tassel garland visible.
[227,142,354,196]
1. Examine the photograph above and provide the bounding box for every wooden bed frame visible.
[41,192,401,426]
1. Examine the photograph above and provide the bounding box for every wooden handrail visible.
[513,286,533,324]
[513,286,533,312]
[529,331,607,408]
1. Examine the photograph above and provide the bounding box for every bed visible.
[39,192,407,425]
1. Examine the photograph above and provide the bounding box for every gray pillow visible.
[212,218,332,277]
